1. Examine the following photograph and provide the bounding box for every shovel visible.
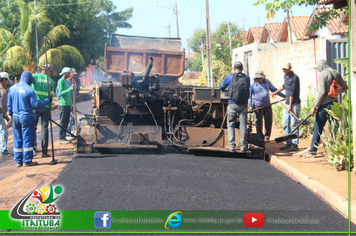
[275,96,310,125]
[275,114,312,143]
[248,98,286,113]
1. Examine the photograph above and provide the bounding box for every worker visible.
[57,67,75,144]
[7,71,50,167]
[0,72,11,157]
[32,64,54,157]
[220,61,250,151]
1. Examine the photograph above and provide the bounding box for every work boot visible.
[23,161,38,167]
[0,151,12,157]
[279,144,291,150]
[67,136,75,141]
[240,146,248,152]
[303,152,316,158]
[287,145,299,151]
[59,139,70,144]
[228,146,235,151]
[42,153,50,158]
[16,163,23,167]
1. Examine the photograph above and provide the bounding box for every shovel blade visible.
[275,133,298,143]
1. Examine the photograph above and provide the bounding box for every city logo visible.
[11,184,63,230]
[165,211,182,229]
[94,211,112,229]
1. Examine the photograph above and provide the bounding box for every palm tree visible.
[0,0,84,77]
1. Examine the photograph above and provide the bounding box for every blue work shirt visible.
[7,71,50,117]
[249,79,286,107]
[219,73,251,105]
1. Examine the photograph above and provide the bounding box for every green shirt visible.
[57,77,73,106]
[31,73,54,109]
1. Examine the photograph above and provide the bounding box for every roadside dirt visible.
[267,125,356,207]
[0,88,92,210]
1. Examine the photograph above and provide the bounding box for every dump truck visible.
[77,34,265,158]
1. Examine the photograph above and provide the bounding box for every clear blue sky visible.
[112,0,315,50]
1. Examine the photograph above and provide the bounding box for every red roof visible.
[247,27,264,44]
[279,16,310,41]
[303,6,348,37]
[260,22,283,43]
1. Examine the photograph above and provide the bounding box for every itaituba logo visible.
[11,184,63,230]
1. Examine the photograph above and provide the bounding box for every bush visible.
[272,95,315,138]
[320,94,353,171]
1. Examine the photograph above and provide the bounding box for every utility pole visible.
[34,0,39,72]
[227,21,233,71]
[200,33,204,71]
[287,7,293,44]
[175,1,179,38]
[205,0,212,88]
[168,23,170,38]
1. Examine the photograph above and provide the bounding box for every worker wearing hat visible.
[57,67,75,144]
[249,70,285,142]
[271,62,301,152]
[0,72,11,157]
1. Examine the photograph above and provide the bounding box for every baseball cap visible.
[59,67,71,75]
[0,72,9,79]
[234,61,243,69]
[42,64,52,71]
[282,62,291,69]
[71,68,78,74]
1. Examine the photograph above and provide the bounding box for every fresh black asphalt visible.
[54,152,350,232]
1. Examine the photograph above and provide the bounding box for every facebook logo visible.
[94,211,111,228]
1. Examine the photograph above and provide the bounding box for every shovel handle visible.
[291,114,312,133]
[250,99,286,113]
[275,97,299,120]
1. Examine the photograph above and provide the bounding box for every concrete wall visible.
[256,37,328,105]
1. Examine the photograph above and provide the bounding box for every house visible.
[278,16,310,42]
[302,6,348,39]
[260,22,284,43]
[246,27,264,44]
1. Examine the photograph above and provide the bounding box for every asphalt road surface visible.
[54,153,351,232]
[19,99,352,233]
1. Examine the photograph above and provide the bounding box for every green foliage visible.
[187,29,206,53]
[272,104,283,128]
[298,95,315,138]
[320,94,353,171]
[186,54,203,72]
[42,0,133,66]
[272,95,315,138]
[253,0,344,32]
[202,57,231,88]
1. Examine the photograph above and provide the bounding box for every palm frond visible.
[39,45,85,74]
[19,0,32,35]
[44,25,71,49]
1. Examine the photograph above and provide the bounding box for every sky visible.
[112,0,315,50]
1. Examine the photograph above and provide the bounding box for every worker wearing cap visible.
[220,61,250,152]
[248,70,285,142]
[0,72,11,157]
[304,59,348,158]
[57,67,75,144]
[66,68,77,139]
[31,64,54,157]
[7,71,50,167]
[271,62,301,152]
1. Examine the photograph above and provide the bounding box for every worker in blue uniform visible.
[7,71,50,167]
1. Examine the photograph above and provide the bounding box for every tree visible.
[186,54,203,72]
[211,22,241,65]
[0,0,85,79]
[41,0,133,66]
[253,0,343,33]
